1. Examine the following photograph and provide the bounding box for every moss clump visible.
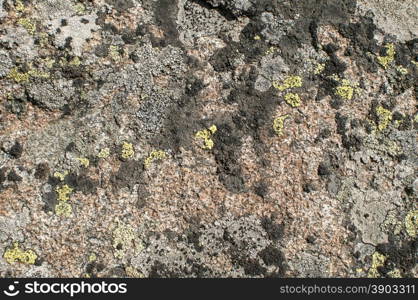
[377,43,395,69]
[144,150,167,169]
[405,210,418,238]
[3,242,37,265]
[284,93,301,107]
[273,76,302,92]
[376,106,392,131]
[367,252,386,278]
[273,115,289,136]
[77,157,90,168]
[17,18,36,35]
[121,142,134,159]
[195,125,217,150]
[97,148,110,158]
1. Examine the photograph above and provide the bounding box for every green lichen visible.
[17,18,36,35]
[273,115,289,136]
[121,142,134,159]
[195,125,217,150]
[405,210,418,238]
[144,150,167,169]
[273,76,302,92]
[3,242,37,265]
[284,93,301,107]
[376,106,392,131]
[367,252,386,278]
[377,43,395,69]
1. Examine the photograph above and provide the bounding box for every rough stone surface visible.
[0,0,416,278]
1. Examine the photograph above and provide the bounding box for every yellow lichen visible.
[7,67,30,83]
[15,0,25,12]
[273,76,303,92]
[125,266,144,278]
[254,35,261,40]
[396,66,408,75]
[112,221,143,260]
[77,157,90,168]
[336,79,355,100]
[195,125,217,150]
[55,201,72,217]
[377,43,395,69]
[56,184,73,202]
[54,171,68,181]
[109,45,121,61]
[144,150,167,169]
[376,106,392,131]
[69,57,81,67]
[405,210,418,238]
[88,253,97,263]
[367,252,386,278]
[121,142,134,159]
[7,67,49,83]
[3,242,37,265]
[17,18,36,35]
[273,115,289,136]
[284,93,301,107]
[73,3,86,14]
[97,148,110,158]
[314,63,325,75]
[387,269,402,278]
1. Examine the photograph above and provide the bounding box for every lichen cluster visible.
[377,43,395,69]
[55,185,73,217]
[273,115,289,136]
[144,150,167,169]
[376,106,392,131]
[195,125,217,150]
[284,93,301,108]
[273,75,303,92]
[3,242,37,265]
[121,142,135,159]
